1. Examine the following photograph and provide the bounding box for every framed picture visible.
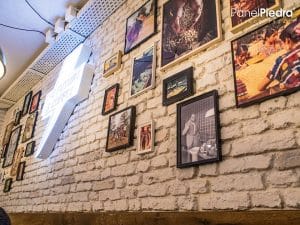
[231,10,300,107]
[25,141,35,157]
[230,0,281,33]
[22,112,38,143]
[161,0,222,69]
[3,178,12,193]
[2,122,14,146]
[29,90,42,114]
[16,161,26,181]
[102,84,119,116]
[106,106,136,152]
[137,121,154,154]
[14,111,21,126]
[177,90,221,168]
[130,44,156,97]
[103,51,122,77]
[162,67,194,106]
[10,147,24,177]
[124,0,157,54]
[21,91,33,116]
[2,126,22,168]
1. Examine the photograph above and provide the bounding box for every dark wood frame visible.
[14,111,21,126]
[3,178,12,193]
[102,84,120,115]
[163,67,194,106]
[16,161,26,181]
[25,141,35,157]
[22,112,38,143]
[105,106,136,152]
[21,91,33,116]
[29,90,42,114]
[176,90,221,168]
[124,0,157,54]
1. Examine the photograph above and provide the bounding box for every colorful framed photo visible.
[102,84,119,116]
[103,51,122,77]
[230,0,281,33]
[130,44,156,97]
[137,121,154,155]
[162,67,194,106]
[3,178,12,193]
[124,0,157,54]
[10,147,24,177]
[2,122,14,146]
[106,106,136,152]
[231,11,300,107]
[161,0,222,69]
[177,90,221,168]
[21,91,33,116]
[29,91,42,114]
[14,111,21,126]
[16,161,26,181]
[2,126,22,168]
[25,141,35,157]
[22,112,38,143]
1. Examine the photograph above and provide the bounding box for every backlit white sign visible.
[35,44,94,159]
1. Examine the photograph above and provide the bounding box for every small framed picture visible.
[22,112,38,143]
[10,147,24,177]
[3,178,12,193]
[102,84,119,116]
[25,141,35,157]
[103,51,122,77]
[106,106,136,152]
[14,111,21,126]
[2,122,14,146]
[3,126,22,168]
[177,90,221,168]
[163,67,194,106]
[137,121,154,155]
[124,0,157,54]
[231,10,300,107]
[16,161,26,181]
[29,91,42,114]
[21,91,33,116]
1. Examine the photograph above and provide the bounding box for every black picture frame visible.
[16,161,26,181]
[14,111,21,126]
[24,141,35,157]
[29,90,42,114]
[105,106,136,152]
[124,0,157,54]
[21,91,33,116]
[3,178,12,193]
[102,84,120,116]
[162,67,194,106]
[177,90,221,168]
[22,112,38,143]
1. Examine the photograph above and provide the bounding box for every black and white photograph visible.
[177,90,221,168]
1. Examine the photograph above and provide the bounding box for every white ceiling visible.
[0,0,88,96]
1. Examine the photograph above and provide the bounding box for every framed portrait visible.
[230,0,281,33]
[10,147,24,177]
[163,67,194,106]
[106,106,136,152]
[29,90,42,114]
[3,178,12,193]
[124,0,157,54]
[231,10,300,107]
[103,51,122,77]
[25,141,35,157]
[130,44,156,97]
[3,126,22,168]
[21,91,33,116]
[2,122,14,146]
[22,112,38,143]
[177,90,221,168]
[161,0,222,69]
[14,111,21,126]
[102,84,119,116]
[16,161,26,181]
[137,121,154,155]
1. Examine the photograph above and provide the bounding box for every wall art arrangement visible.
[21,91,32,116]
[103,51,122,77]
[137,120,154,155]
[102,84,120,115]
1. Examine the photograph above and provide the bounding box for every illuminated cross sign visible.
[35,44,94,159]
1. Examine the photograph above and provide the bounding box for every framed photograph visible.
[22,112,38,143]
[16,161,26,181]
[106,106,136,152]
[177,90,221,168]
[102,84,119,116]
[3,178,12,193]
[161,0,222,69]
[231,11,300,107]
[163,67,194,106]
[29,90,42,114]
[130,44,156,97]
[25,141,35,157]
[103,51,122,77]
[2,122,14,146]
[14,111,21,126]
[10,147,24,177]
[230,0,281,33]
[137,121,154,155]
[124,0,157,54]
[21,91,33,116]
